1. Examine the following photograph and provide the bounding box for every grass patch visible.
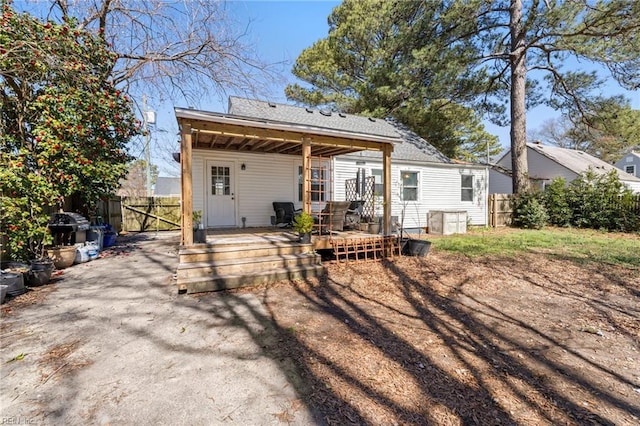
[430,227,640,268]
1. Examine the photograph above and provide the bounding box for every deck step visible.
[178,264,325,293]
[176,252,321,279]
[176,237,323,294]
[178,242,312,263]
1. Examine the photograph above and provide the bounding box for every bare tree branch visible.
[34,0,282,106]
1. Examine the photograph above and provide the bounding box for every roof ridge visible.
[229,96,386,121]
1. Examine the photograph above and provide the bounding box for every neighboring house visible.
[489,164,547,194]
[490,142,640,194]
[175,97,488,240]
[615,150,640,179]
[154,177,181,196]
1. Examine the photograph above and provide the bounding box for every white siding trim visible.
[334,157,488,227]
[193,149,300,227]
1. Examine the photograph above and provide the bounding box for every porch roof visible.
[174,103,402,157]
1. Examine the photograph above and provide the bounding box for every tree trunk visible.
[509,0,529,194]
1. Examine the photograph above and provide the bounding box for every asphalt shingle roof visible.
[228,97,451,164]
[528,143,640,182]
[228,97,401,139]
[345,119,452,164]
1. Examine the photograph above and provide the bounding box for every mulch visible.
[253,250,640,425]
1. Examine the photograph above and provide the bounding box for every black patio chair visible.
[272,202,302,227]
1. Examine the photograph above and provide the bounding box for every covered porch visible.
[174,101,403,293]
[175,105,401,247]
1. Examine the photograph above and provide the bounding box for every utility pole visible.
[142,96,156,196]
[487,138,490,165]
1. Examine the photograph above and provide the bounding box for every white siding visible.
[497,147,578,181]
[489,169,514,194]
[193,149,489,228]
[615,153,640,179]
[622,180,640,194]
[334,156,488,227]
[193,150,299,228]
[527,148,578,181]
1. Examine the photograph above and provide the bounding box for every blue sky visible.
[153,0,344,175]
[153,0,638,176]
[11,0,638,176]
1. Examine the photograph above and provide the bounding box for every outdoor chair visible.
[344,200,364,230]
[272,202,301,227]
[315,200,351,233]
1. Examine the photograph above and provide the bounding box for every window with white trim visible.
[625,165,636,176]
[461,174,474,201]
[371,169,383,195]
[298,166,326,202]
[401,171,418,201]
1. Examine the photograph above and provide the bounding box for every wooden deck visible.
[200,226,402,260]
[177,227,404,293]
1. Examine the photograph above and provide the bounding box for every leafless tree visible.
[37,0,282,104]
[19,0,284,177]
[118,160,156,197]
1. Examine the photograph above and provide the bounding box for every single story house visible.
[490,142,640,194]
[615,150,640,179]
[175,97,488,245]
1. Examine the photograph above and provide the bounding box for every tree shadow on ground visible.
[7,232,638,425]
[235,253,640,424]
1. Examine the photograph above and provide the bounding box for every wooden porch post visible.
[302,137,311,214]
[382,143,393,235]
[181,123,193,245]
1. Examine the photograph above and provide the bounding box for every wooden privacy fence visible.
[120,196,181,232]
[95,197,123,232]
[627,194,640,215]
[489,194,512,228]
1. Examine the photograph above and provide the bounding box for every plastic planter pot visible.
[103,232,117,248]
[299,232,311,244]
[48,245,77,269]
[27,259,54,286]
[401,239,431,257]
[1,272,25,297]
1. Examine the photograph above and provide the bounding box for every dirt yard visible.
[2,232,638,425]
[244,250,640,425]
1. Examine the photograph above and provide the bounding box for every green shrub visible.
[566,169,639,232]
[511,191,548,230]
[543,177,572,227]
[292,211,314,234]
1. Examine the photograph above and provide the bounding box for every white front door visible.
[206,162,236,227]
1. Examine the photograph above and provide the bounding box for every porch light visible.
[241,163,246,170]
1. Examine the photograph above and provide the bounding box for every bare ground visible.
[2,232,639,425]
[244,249,640,425]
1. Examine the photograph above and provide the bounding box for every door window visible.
[211,166,231,195]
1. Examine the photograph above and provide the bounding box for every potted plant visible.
[27,222,55,285]
[46,245,77,269]
[367,218,381,234]
[192,210,206,243]
[292,211,314,243]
